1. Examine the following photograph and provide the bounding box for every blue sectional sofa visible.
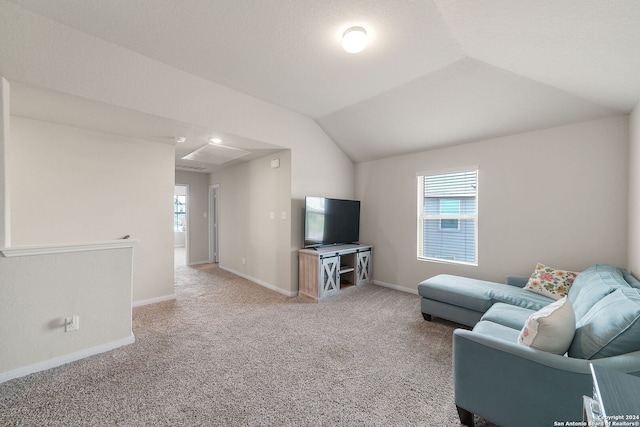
[418,264,640,427]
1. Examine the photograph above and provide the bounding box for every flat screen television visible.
[304,196,360,248]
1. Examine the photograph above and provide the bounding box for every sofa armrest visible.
[505,275,529,288]
[453,329,640,427]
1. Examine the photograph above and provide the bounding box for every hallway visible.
[174,247,186,267]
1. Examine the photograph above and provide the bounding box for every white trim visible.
[208,184,220,264]
[132,293,176,307]
[0,239,137,257]
[0,334,135,384]
[415,164,479,177]
[219,265,297,297]
[373,279,419,295]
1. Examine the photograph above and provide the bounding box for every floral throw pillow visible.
[523,263,578,300]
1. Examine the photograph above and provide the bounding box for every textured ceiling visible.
[6,0,640,163]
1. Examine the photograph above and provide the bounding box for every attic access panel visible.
[181,143,251,165]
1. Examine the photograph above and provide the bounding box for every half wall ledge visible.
[0,238,137,383]
[0,239,137,257]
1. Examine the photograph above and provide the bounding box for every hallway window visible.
[174,195,186,232]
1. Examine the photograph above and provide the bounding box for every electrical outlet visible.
[65,315,80,332]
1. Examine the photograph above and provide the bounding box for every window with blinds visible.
[174,195,186,232]
[417,169,478,265]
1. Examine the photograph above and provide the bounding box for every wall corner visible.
[628,105,640,274]
[0,77,11,247]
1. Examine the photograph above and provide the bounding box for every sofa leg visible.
[422,313,432,321]
[456,406,474,427]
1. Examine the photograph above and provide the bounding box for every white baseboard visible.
[132,293,176,307]
[219,266,297,297]
[0,334,135,384]
[373,280,419,295]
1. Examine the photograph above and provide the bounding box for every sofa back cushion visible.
[567,264,629,321]
[487,286,553,311]
[568,287,640,359]
[624,271,640,290]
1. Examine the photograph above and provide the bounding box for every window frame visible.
[416,167,479,266]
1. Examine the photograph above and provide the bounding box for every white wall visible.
[210,151,294,294]
[629,105,640,274]
[210,142,356,296]
[0,2,356,295]
[9,117,175,303]
[356,116,630,291]
[289,140,355,294]
[175,170,210,264]
[0,245,134,382]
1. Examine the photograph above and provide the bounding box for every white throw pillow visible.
[517,297,576,355]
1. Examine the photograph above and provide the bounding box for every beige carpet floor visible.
[0,263,496,426]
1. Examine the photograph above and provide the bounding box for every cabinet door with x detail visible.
[320,255,340,298]
[356,250,372,285]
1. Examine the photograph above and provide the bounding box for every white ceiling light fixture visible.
[175,136,186,143]
[342,26,368,54]
[208,137,223,144]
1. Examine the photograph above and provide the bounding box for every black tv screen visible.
[304,197,360,248]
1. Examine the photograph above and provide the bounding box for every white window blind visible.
[417,169,478,265]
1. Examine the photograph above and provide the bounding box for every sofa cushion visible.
[472,320,521,343]
[487,286,553,311]
[418,275,493,312]
[523,263,577,300]
[624,271,640,290]
[419,274,553,315]
[568,288,640,359]
[517,297,575,355]
[567,264,630,321]
[480,303,535,330]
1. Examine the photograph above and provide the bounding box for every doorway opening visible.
[209,184,219,263]
[174,184,189,266]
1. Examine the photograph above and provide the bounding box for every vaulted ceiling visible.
[6,0,640,164]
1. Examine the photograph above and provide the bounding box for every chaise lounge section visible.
[418,273,552,327]
[419,264,640,427]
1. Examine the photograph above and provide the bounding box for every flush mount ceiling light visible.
[175,136,186,143]
[208,137,223,144]
[342,26,367,53]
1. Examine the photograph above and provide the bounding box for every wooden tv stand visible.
[298,244,372,301]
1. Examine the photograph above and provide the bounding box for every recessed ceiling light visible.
[208,137,223,144]
[175,136,186,143]
[342,26,367,53]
